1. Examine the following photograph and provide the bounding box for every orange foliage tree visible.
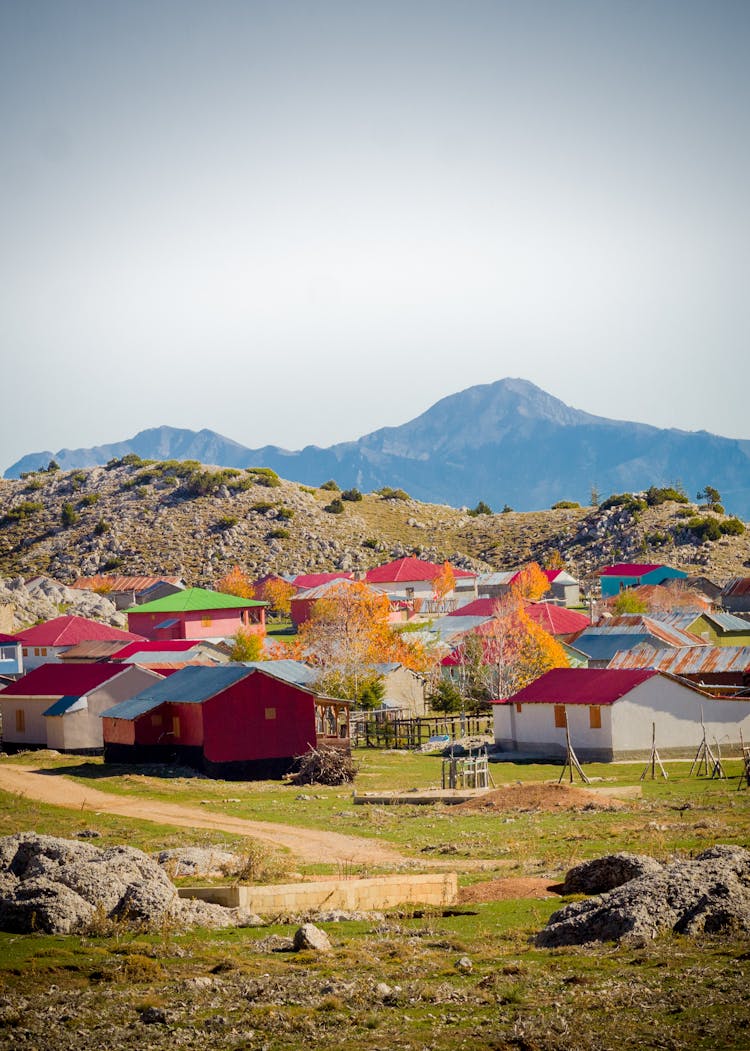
[215,565,256,600]
[294,580,433,703]
[474,593,568,699]
[511,562,550,602]
[433,562,456,604]
[258,577,296,616]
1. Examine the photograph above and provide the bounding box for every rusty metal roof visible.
[71,575,183,592]
[590,615,706,648]
[723,577,750,597]
[608,644,750,675]
[59,641,134,660]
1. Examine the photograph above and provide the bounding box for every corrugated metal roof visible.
[292,579,369,601]
[58,641,132,660]
[587,616,706,648]
[573,634,655,662]
[241,660,318,686]
[723,577,750,597]
[2,662,126,697]
[476,572,516,587]
[493,667,659,705]
[366,557,475,584]
[292,572,354,589]
[0,634,20,646]
[608,644,750,675]
[599,564,666,577]
[43,695,87,717]
[72,575,183,592]
[523,603,590,635]
[429,616,491,641]
[102,665,253,720]
[14,616,143,647]
[111,640,199,658]
[128,587,265,614]
[448,598,498,617]
[704,612,750,633]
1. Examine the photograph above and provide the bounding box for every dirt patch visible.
[453,783,627,813]
[458,877,558,903]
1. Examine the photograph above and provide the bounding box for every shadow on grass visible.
[30,761,204,782]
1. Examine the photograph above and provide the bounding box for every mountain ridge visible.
[6,379,750,517]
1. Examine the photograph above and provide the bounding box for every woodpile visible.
[289,746,358,786]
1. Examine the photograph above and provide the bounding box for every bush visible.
[686,516,722,542]
[376,487,410,501]
[23,478,44,491]
[552,500,580,510]
[467,500,493,516]
[267,527,290,539]
[2,501,43,524]
[217,515,238,530]
[429,679,464,713]
[720,517,746,536]
[79,493,100,507]
[276,506,294,520]
[323,498,345,514]
[341,488,363,502]
[501,504,514,513]
[60,502,78,528]
[320,479,340,491]
[644,486,688,506]
[247,467,281,487]
[101,557,123,571]
[599,493,646,513]
[251,501,274,513]
[94,519,110,536]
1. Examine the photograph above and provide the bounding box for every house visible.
[368,663,428,716]
[492,667,750,760]
[289,578,405,629]
[0,662,162,754]
[71,574,185,610]
[599,563,688,598]
[650,611,750,648]
[573,615,706,668]
[0,633,24,678]
[13,616,144,670]
[476,569,581,607]
[125,587,267,642]
[101,664,350,779]
[721,578,750,616]
[608,643,750,694]
[365,557,477,612]
[292,572,354,590]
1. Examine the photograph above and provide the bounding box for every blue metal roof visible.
[102,665,253,720]
[241,660,318,686]
[573,634,653,662]
[43,695,87,717]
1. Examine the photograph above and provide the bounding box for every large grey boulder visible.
[537,845,750,947]
[561,852,664,895]
[292,923,332,953]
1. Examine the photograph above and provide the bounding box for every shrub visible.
[686,516,722,542]
[720,517,746,536]
[60,502,78,528]
[323,498,345,514]
[2,500,44,524]
[551,500,580,510]
[101,557,123,571]
[94,519,110,536]
[376,487,409,501]
[46,459,60,472]
[467,500,493,516]
[24,478,44,491]
[361,538,379,549]
[79,493,100,507]
[251,501,274,513]
[276,506,294,520]
[644,486,688,506]
[267,527,290,539]
[341,488,363,502]
[599,493,646,513]
[299,485,316,495]
[247,467,281,487]
[217,515,238,530]
[320,479,340,491]
[501,504,514,513]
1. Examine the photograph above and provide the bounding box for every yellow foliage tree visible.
[215,565,256,600]
[229,626,265,662]
[511,562,550,602]
[478,593,568,698]
[259,577,296,616]
[432,561,456,604]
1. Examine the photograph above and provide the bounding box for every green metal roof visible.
[127,587,266,614]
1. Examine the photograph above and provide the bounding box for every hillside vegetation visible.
[0,459,747,588]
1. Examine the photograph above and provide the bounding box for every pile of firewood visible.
[288,745,358,786]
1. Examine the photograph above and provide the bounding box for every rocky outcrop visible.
[560,852,664,895]
[0,575,125,630]
[537,845,750,946]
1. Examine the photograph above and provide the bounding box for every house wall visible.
[381,667,427,716]
[127,608,261,641]
[45,667,163,752]
[369,579,477,604]
[203,674,318,764]
[550,582,580,607]
[493,700,614,759]
[0,644,23,677]
[0,696,53,748]
[600,568,687,598]
[689,617,750,648]
[19,645,64,670]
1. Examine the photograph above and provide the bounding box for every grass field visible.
[0,748,748,1049]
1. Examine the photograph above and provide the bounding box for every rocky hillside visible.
[0,459,748,591]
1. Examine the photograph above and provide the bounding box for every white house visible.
[365,556,477,612]
[493,667,750,761]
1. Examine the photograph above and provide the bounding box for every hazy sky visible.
[2,0,748,470]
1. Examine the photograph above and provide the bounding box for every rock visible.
[455,956,473,973]
[561,853,664,894]
[75,829,102,839]
[537,845,750,947]
[154,847,238,878]
[139,1006,167,1025]
[292,923,332,953]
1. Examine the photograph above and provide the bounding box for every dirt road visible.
[0,763,406,866]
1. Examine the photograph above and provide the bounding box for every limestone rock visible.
[292,922,332,953]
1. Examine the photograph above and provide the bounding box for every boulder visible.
[292,923,332,953]
[537,845,750,947]
[561,853,664,894]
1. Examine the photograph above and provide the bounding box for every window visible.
[15,709,25,733]
[589,706,602,729]
[151,713,162,727]
[554,705,566,729]
[515,703,523,714]
[264,707,276,720]
[22,648,28,657]
[201,615,212,627]
[171,716,180,737]
[34,648,40,657]
[40,648,47,656]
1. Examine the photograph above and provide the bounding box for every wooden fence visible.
[351,713,493,750]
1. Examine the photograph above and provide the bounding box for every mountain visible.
[6,379,750,517]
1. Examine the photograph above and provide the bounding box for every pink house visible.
[126,587,267,642]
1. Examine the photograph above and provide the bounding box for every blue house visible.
[599,563,687,598]
[0,633,23,678]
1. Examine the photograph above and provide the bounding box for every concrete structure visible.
[493,667,750,760]
[0,663,162,753]
[126,587,266,642]
[102,664,350,779]
[599,563,687,598]
[180,872,457,914]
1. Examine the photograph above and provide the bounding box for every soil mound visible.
[561,852,664,894]
[454,783,625,813]
[0,832,261,934]
[537,845,750,946]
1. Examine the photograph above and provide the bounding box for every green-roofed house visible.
[126,587,266,642]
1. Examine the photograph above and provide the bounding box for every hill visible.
[6,379,750,518]
[0,459,747,590]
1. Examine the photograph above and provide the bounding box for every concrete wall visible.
[493,699,615,759]
[180,872,457,913]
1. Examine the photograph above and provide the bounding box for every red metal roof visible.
[447,598,498,617]
[366,557,475,584]
[492,667,659,705]
[1,662,128,697]
[110,639,199,659]
[0,633,19,645]
[599,564,664,577]
[292,572,354,589]
[724,577,750,597]
[522,603,590,634]
[13,616,144,647]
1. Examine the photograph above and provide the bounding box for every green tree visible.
[612,589,647,614]
[697,485,721,507]
[429,678,464,713]
[60,502,78,528]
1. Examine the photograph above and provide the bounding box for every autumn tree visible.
[295,580,433,703]
[473,594,568,700]
[215,565,256,599]
[545,550,565,571]
[229,627,264,662]
[433,562,456,605]
[259,577,296,616]
[511,562,550,602]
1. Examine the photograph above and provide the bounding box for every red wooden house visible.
[101,663,350,779]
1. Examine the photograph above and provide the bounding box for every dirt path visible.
[0,763,407,866]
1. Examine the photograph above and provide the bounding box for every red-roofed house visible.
[599,563,687,598]
[492,667,750,761]
[13,616,144,670]
[0,662,162,754]
[365,557,477,611]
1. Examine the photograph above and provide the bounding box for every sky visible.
[1,0,749,470]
